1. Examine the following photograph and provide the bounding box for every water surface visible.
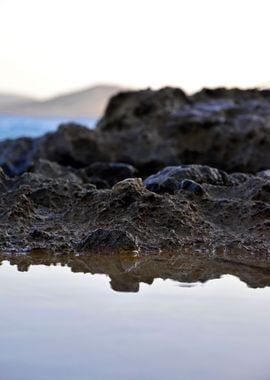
[0,115,96,140]
[0,254,269,380]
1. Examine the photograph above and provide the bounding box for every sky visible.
[0,0,270,98]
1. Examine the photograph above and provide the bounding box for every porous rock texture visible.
[0,166,270,264]
[97,87,270,174]
[0,87,270,265]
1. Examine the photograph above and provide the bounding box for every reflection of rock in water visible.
[2,251,270,292]
[110,276,140,293]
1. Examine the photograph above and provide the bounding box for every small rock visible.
[79,228,138,253]
[84,162,136,188]
[144,165,232,194]
[112,178,144,193]
[29,159,82,183]
[36,123,106,168]
[180,179,205,196]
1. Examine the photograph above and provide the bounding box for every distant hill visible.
[0,93,35,108]
[0,85,126,119]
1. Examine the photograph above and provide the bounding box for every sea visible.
[0,115,96,140]
[0,115,270,380]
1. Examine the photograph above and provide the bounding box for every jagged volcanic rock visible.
[144,164,233,194]
[0,166,269,264]
[1,87,270,177]
[97,87,270,174]
[0,87,270,263]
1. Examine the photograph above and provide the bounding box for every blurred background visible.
[0,0,270,138]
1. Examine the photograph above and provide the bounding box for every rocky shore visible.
[1,87,270,264]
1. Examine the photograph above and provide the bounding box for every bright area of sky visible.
[0,0,269,98]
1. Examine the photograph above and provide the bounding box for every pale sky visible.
[0,0,270,98]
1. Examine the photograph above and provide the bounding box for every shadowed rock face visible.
[1,87,270,177]
[36,123,106,167]
[82,162,136,188]
[0,123,105,176]
[0,137,35,176]
[97,87,270,174]
[79,228,138,253]
[0,87,269,263]
[144,165,233,194]
[1,251,270,291]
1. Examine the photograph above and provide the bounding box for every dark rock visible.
[29,229,52,240]
[0,88,270,264]
[36,123,106,168]
[0,124,105,176]
[83,162,136,188]
[144,165,233,194]
[79,228,138,253]
[2,87,270,177]
[190,87,267,102]
[0,164,269,260]
[97,87,270,173]
[103,87,189,122]
[28,159,83,183]
[180,179,205,196]
[0,167,8,192]
[96,87,190,174]
[0,137,35,176]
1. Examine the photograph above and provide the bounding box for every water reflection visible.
[1,250,270,292]
[0,254,270,380]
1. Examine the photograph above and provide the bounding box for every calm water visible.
[0,115,96,140]
[0,257,269,380]
[0,116,269,379]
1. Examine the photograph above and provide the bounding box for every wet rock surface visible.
[0,87,270,262]
[0,165,269,261]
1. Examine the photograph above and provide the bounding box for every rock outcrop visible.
[0,87,269,264]
[0,165,269,265]
[97,87,270,174]
[144,164,233,194]
[1,87,270,177]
